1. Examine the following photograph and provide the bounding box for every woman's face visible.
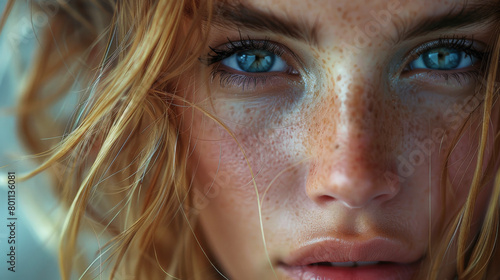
[177,0,499,279]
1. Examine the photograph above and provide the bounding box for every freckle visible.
[348,84,363,96]
[335,144,339,149]
[265,217,270,220]
[342,11,348,20]
[337,7,342,12]
[337,75,342,81]
[322,58,326,64]
[368,102,373,112]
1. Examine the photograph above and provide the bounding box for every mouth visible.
[279,238,423,280]
[280,261,420,280]
[310,261,386,267]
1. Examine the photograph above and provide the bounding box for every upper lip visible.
[282,237,423,266]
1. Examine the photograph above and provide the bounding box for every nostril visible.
[306,155,401,208]
[311,172,401,208]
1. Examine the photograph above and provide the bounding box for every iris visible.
[422,48,461,70]
[236,50,276,72]
[220,48,289,73]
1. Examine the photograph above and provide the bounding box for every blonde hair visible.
[427,28,500,280]
[3,0,500,279]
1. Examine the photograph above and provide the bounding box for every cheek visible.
[428,94,500,231]
[185,93,311,193]
[452,98,499,192]
[446,119,481,201]
[175,69,311,223]
[179,101,311,277]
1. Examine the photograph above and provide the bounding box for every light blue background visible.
[0,1,61,279]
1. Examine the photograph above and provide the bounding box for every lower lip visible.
[280,262,420,280]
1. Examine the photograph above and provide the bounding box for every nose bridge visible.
[338,75,377,133]
[308,72,398,208]
[330,75,380,161]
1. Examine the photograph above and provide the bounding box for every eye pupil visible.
[422,48,462,70]
[237,50,275,72]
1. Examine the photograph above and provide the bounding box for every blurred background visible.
[1,0,62,279]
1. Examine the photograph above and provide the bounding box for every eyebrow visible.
[210,1,319,46]
[394,1,500,43]
[210,1,500,47]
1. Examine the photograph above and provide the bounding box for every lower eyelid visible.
[399,69,483,89]
[210,67,303,91]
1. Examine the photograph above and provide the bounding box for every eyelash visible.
[204,37,285,65]
[202,35,489,89]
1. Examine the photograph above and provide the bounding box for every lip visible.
[279,237,423,280]
[280,262,420,280]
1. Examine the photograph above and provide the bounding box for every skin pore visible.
[176,0,500,279]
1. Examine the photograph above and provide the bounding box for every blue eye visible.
[409,47,478,70]
[221,50,288,73]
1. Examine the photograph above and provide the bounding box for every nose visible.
[309,138,399,208]
[306,83,400,209]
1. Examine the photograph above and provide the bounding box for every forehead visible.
[239,0,464,18]
[223,0,482,46]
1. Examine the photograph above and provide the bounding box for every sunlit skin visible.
[177,0,499,279]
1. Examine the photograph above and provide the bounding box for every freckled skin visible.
[176,0,499,279]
